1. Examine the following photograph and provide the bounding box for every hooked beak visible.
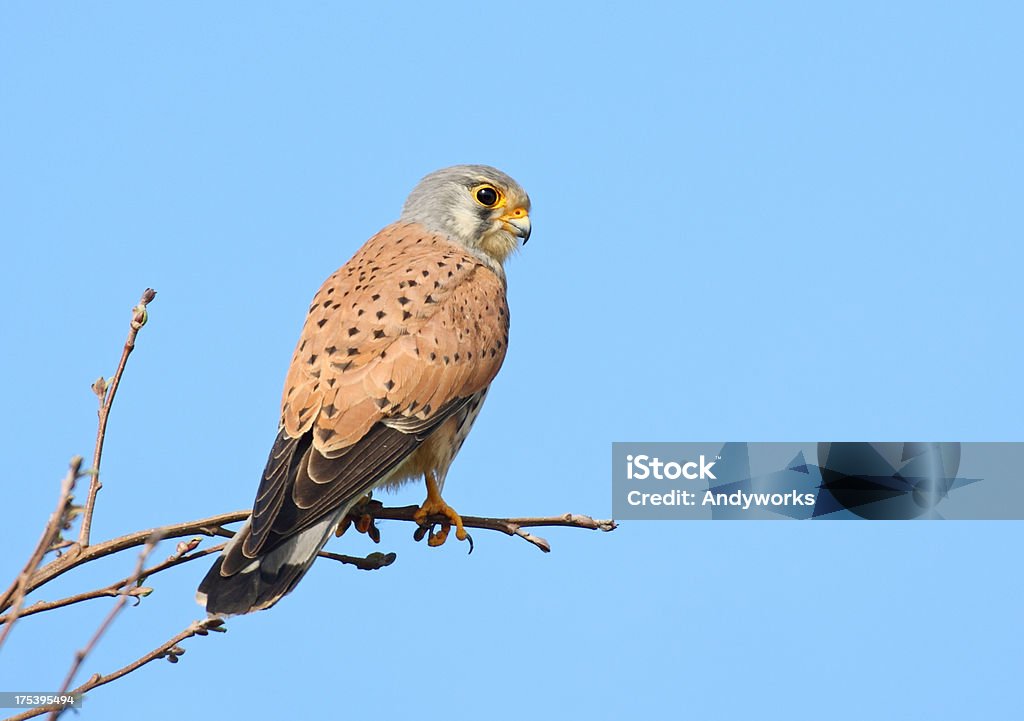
[502,211,532,244]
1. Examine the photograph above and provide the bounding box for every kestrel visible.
[197,165,530,615]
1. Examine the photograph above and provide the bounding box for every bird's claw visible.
[357,513,381,543]
[413,476,471,551]
[335,497,381,543]
[414,520,474,554]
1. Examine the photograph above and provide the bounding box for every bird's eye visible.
[474,185,500,207]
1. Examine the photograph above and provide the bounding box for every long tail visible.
[196,508,345,616]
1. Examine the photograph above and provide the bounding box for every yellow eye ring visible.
[472,184,502,208]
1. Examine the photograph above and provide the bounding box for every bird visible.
[197,165,531,615]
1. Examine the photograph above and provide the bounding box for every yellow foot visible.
[414,471,470,548]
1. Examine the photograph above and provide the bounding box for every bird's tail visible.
[196,509,345,616]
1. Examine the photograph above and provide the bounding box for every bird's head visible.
[400,164,531,267]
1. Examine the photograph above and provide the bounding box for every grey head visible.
[400,164,531,267]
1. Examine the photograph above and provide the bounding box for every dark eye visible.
[475,186,499,207]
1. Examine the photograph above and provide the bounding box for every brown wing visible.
[234,222,509,564]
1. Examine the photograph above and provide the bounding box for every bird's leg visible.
[414,471,468,547]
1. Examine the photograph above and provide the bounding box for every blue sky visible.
[1,2,1021,719]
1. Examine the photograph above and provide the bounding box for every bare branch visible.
[47,535,162,720]
[2,504,615,629]
[0,543,400,623]
[1,511,245,610]
[371,503,618,553]
[0,543,224,625]
[0,457,83,650]
[4,503,616,616]
[2,504,616,624]
[77,288,157,548]
[2,618,226,721]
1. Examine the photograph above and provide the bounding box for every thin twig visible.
[2,618,226,721]
[0,542,401,624]
[318,550,397,570]
[47,534,162,720]
[0,458,83,650]
[1,511,244,612]
[0,545,225,624]
[77,288,157,548]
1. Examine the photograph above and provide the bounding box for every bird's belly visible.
[377,389,489,493]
